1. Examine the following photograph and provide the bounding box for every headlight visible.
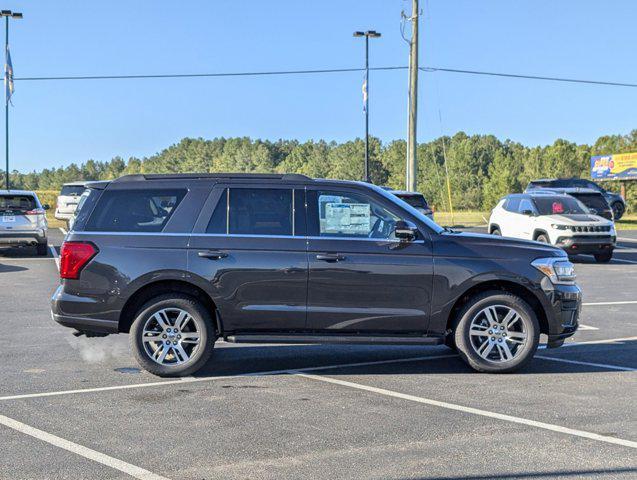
[551,224,570,230]
[531,257,576,285]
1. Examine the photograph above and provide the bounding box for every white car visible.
[0,190,49,255]
[55,182,86,224]
[489,192,616,262]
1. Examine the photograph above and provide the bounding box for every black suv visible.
[527,178,625,220]
[52,174,581,376]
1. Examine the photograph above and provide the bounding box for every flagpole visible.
[4,15,8,190]
[353,30,381,183]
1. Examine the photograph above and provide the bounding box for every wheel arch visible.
[532,229,549,241]
[445,280,549,336]
[118,279,219,334]
[488,223,500,234]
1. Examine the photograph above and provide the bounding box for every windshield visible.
[0,194,36,213]
[570,193,608,213]
[369,184,444,233]
[533,196,588,215]
[61,185,86,196]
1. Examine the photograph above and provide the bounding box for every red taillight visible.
[60,242,98,279]
[25,208,45,215]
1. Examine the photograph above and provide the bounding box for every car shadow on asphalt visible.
[0,263,28,273]
[190,341,636,378]
[404,466,637,480]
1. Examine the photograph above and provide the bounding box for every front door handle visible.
[316,253,345,262]
[198,250,228,260]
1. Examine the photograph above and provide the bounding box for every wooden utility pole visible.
[405,0,419,192]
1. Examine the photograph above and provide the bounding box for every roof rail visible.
[112,173,312,182]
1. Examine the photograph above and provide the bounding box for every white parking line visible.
[59,227,67,235]
[583,300,637,306]
[617,237,637,243]
[294,372,637,450]
[0,414,170,480]
[611,258,637,265]
[577,324,599,331]
[535,355,635,372]
[49,245,59,270]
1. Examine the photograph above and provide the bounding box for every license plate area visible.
[2,215,15,222]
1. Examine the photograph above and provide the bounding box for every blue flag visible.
[5,45,14,105]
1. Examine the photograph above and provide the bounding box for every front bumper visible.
[556,235,615,255]
[541,281,582,348]
[0,231,47,246]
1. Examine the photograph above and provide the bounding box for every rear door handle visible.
[198,250,228,260]
[316,253,345,262]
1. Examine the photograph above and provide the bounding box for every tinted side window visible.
[228,188,293,236]
[504,197,520,212]
[518,199,536,213]
[85,189,185,232]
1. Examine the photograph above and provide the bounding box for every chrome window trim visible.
[72,231,423,243]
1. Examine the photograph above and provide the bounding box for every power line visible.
[421,66,637,88]
[13,65,637,88]
[14,66,407,81]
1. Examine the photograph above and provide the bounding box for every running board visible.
[225,334,443,346]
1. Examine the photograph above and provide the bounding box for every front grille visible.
[572,225,610,233]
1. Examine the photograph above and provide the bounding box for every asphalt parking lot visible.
[1,228,636,480]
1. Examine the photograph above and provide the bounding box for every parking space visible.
[0,228,635,479]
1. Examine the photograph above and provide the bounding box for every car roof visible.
[112,173,312,183]
[529,187,601,195]
[0,189,37,196]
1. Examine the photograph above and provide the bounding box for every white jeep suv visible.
[489,192,616,262]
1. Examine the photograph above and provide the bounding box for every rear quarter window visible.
[84,189,186,232]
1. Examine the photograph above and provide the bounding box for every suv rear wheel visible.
[612,202,624,220]
[130,294,216,377]
[454,291,540,373]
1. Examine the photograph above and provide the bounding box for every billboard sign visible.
[591,152,637,180]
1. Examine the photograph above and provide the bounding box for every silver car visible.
[0,190,49,255]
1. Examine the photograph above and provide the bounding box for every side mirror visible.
[521,209,534,216]
[394,220,418,241]
[43,204,50,210]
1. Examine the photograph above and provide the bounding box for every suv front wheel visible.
[130,294,216,377]
[454,291,540,373]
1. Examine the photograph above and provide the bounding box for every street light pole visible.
[1,10,22,190]
[354,30,381,183]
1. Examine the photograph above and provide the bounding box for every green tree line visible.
[4,130,636,212]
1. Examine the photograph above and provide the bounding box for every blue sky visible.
[5,0,637,172]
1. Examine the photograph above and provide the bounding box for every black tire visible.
[491,228,501,236]
[454,291,540,373]
[594,252,613,263]
[36,242,48,256]
[612,202,624,220]
[535,233,549,243]
[130,294,216,377]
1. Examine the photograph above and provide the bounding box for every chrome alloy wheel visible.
[141,308,201,366]
[469,305,527,363]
